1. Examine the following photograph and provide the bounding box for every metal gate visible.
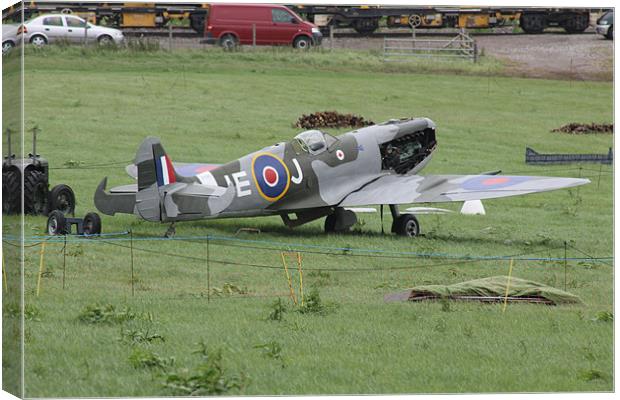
[383,31,478,63]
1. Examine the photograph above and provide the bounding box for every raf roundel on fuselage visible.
[251,153,291,201]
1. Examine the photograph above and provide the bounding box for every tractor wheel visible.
[48,184,76,216]
[47,210,68,235]
[83,212,102,235]
[392,214,420,237]
[24,169,48,215]
[2,169,20,214]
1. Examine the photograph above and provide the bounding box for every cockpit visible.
[292,130,339,155]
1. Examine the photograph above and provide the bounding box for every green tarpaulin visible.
[385,276,582,305]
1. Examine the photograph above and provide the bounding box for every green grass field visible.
[2,45,614,396]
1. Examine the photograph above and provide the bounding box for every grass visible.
[1,44,614,396]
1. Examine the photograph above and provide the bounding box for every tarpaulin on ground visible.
[384,276,582,305]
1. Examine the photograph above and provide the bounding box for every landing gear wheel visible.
[24,169,48,215]
[48,184,75,216]
[392,214,420,237]
[324,213,337,233]
[83,212,102,235]
[324,208,357,233]
[2,169,20,214]
[47,210,68,235]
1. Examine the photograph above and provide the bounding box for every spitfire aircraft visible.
[94,117,589,237]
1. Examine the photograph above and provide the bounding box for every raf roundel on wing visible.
[252,153,290,201]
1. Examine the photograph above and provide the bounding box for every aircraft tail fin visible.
[135,137,179,190]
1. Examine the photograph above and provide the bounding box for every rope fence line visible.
[3,230,613,301]
[3,233,613,263]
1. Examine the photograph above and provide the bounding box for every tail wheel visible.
[520,13,546,34]
[2,169,21,214]
[24,169,48,215]
[47,210,68,235]
[48,184,76,216]
[391,214,420,237]
[83,212,102,235]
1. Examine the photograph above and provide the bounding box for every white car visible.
[2,23,19,54]
[595,11,613,40]
[21,14,124,46]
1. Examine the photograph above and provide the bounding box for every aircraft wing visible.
[125,162,221,179]
[339,174,590,206]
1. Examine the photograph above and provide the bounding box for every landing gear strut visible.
[389,204,420,237]
[165,222,176,238]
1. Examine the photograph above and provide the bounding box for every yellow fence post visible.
[36,242,47,297]
[280,251,305,306]
[281,252,298,305]
[502,258,514,313]
[296,252,304,306]
[2,252,7,293]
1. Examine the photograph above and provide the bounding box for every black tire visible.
[2,169,20,214]
[352,18,379,35]
[2,40,15,54]
[562,14,589,34]
[293,35,312,49]
[24,169,47,215]
[606,25,613,40]
[47,210,68,235]
[83,212,102,235]
[48,184,76,216]
[97,35,113,45]
[324,213,337,233]
[29,34,47,46]
[392,214,420,237]
[520,14,546,34]
[219,34,238,50]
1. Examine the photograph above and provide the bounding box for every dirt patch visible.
[475,33,613,81]
[551,122,613,134]
[294,111,374,129]
[324,31,612,81]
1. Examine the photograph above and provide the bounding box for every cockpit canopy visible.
[293,130,338,155]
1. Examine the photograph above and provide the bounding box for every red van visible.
[204,4,322,49]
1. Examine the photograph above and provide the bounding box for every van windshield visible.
[272,8,296,23]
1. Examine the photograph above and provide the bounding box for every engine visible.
[380,127,436,174]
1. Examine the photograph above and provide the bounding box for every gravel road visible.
[159,31,613,81]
